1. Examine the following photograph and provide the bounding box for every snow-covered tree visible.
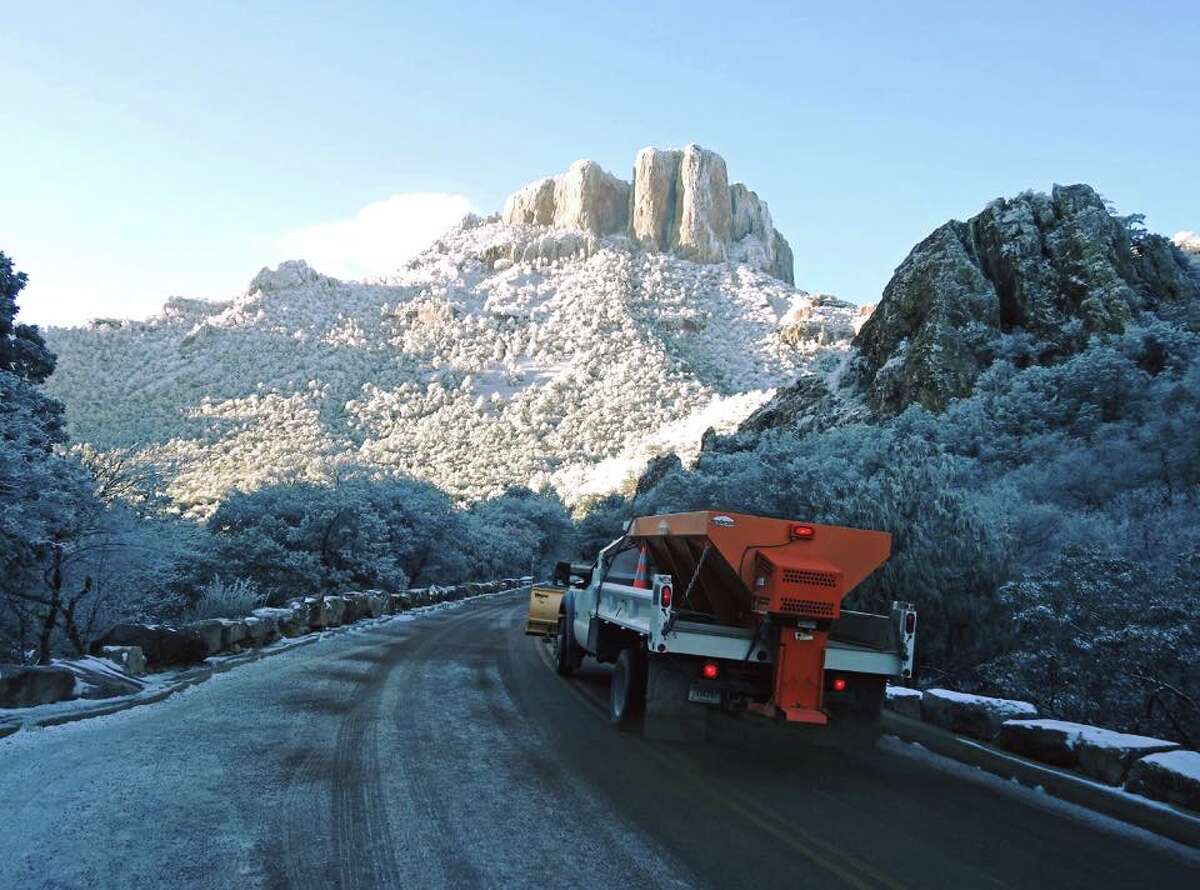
[0,252,98,663]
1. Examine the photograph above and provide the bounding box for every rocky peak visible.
[501,143,794,284]
[854,184,1200,414]
[502,160,630,236]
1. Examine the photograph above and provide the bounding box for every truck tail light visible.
[702,661,719,680]
[791,525,815,540]
[832,676,847,692]
[659,585,672,608]
[905,612,916,634]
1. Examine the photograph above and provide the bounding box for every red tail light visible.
[832,676,847,692]
[659,585,672,608]
[791,525,815,540]
[702,662,719,680]
[905,612,916,634]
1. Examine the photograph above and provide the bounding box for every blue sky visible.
[3,1,1197,326]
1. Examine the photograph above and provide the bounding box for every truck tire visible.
[642,657,707,741]
[609,647,647,725]
[554,616,578,676]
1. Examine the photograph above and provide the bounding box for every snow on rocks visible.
[1125,750,1200,812]
[919,688,1038,741]
[253,606,305,637]
[996,719,1180,781]
[884,685,923,719]
[0,665,76,708]
[52,656,146,700]
[99,645,146,677]
[1078,731,1182,786]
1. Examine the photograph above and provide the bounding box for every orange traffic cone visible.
[632,544,649,589]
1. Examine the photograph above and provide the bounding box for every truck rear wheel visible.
[609,647,647,725]
[554,616,579,676]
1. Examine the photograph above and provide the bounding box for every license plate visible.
[688,685,721,705]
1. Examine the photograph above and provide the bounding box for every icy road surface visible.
[2,591,1197,889]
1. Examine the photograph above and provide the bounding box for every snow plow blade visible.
[525,585,566,636]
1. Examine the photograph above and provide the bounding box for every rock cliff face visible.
[855,184,1200,414]
[502,143,794,284]
[501,160,630,236]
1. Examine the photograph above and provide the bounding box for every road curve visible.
[1,591,1196,889]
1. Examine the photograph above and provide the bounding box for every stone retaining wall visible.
[0,579,528,713]
[885,686,1200,814]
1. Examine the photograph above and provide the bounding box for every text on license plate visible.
[688,685,721,705]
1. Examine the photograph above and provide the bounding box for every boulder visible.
[92,624,207,669]
[295,599,324,633]
[1125,750,1200,812]
[995,717,1181,782]
[242,615,277,646]
[919,689,1037,741]
[53,656,145,699]
[884,686,923,720]
[100,645,146,677]
[365,592,387,618]
[343,592,371,622]
[288,600,311,631]
[217,618,248,650]
[1077,730,1180,785]
[253,607,304,637]
[0,664,76,708]
[188,620,226,657]
[324,595,348,625]
[995,719,1088,767]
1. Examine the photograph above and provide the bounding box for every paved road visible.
[2,591,1197,889]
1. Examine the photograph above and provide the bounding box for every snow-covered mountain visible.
[45,145,859,516]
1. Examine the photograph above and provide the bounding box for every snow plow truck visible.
[526,510,916,738]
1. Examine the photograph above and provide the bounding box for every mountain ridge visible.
[44,147,854,516]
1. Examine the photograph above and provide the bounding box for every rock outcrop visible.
[855,184,1200,414]
[502,143,794,283]
[502,160,629,236]
[669,144,733,263]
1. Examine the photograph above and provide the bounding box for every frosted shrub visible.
[189,577,264,619]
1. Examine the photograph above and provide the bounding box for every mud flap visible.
[642,658,708,742]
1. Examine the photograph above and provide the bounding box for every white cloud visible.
[275,192,476,280]
[1174,231,1199,253]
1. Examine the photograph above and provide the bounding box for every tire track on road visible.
[273,603,511,890]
